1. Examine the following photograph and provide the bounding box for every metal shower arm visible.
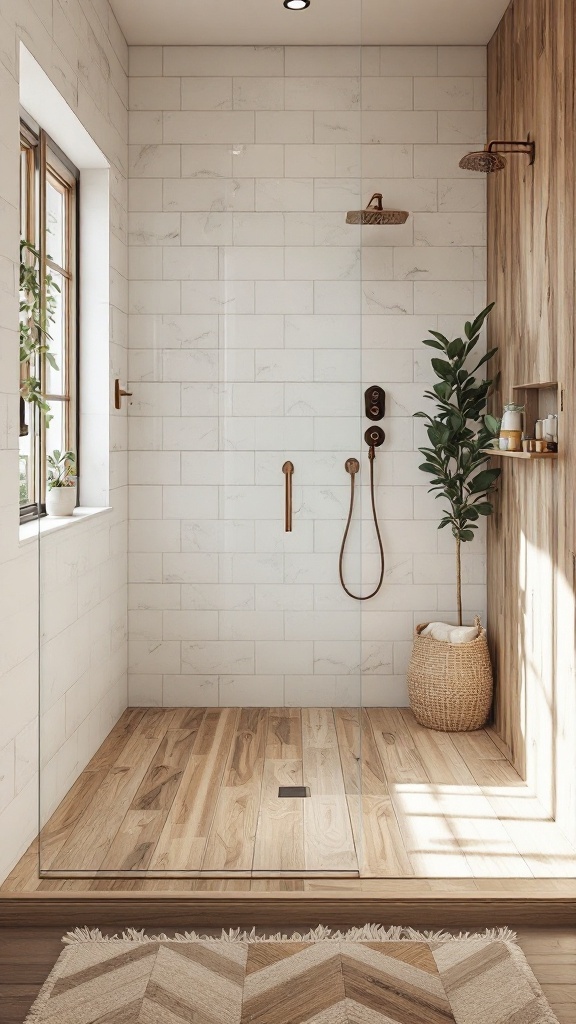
[486,139,536,163]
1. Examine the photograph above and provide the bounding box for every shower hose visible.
[338,446,385,600]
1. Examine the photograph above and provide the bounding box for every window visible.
[19,119,79,522]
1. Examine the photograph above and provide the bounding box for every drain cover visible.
[278,786,311,798]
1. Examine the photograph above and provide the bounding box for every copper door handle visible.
[282,461,294,532]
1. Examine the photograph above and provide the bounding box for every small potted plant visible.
[407,303,501,731]
[46,450,77,517]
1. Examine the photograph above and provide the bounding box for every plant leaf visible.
[431,358,453,380]
[427,330,450,346]
[472,348,499,373]
[484,414,501,435]
[468,468,500,493]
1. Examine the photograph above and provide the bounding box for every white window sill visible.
[19,506,112,546]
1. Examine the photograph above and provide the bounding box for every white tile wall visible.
[0,1,128,884]
[127,44,487,710]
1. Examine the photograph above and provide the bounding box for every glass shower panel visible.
[218,54,364,873]
[37,23,366,881]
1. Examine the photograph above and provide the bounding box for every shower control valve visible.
[365,386,386,421]
[365,426,385,449]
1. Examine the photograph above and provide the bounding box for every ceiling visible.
[111,0,511,47]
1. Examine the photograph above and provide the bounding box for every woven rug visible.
[25,925,558,1023]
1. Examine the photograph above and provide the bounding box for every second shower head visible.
[346,192,408,226]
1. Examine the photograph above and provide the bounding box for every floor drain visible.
[278,786,311,798]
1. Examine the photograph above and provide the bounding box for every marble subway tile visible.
[285,47,361,77]
[255,110,314,144]
[414,77,474,110]
[437,46,487,76]
[438,110,487,145]
[219,674,284,706]
[164,177,255,212]
[255,640,313,675]
[182,640,255,674]
[181,78,233,111]
[285,77,360,111]
[163,111,255,144]
[129,76,181,111]
[163,674,219,705]
[232,144,284,178]
[128,143,180,177]
[163,46,285,78]
[379,47,438,76]
[181,145,233,178]
[361,77,414,110]
[233,77,285,110]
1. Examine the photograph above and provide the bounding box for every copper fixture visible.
[346,193,409,226]
[282,461,294,532]
[114,379,132,409]
[459,138,536,172]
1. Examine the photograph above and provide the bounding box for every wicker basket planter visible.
[407,616,493,732]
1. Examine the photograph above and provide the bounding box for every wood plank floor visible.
[1,926,574,1024]
[3,707,576,892]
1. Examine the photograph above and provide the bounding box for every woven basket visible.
[407,616,493,732]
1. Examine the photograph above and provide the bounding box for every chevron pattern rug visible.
[25,925,558,1023]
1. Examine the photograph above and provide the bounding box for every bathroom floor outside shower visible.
[5,706,576,891]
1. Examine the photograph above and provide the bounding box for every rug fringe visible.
[63,924,518,945]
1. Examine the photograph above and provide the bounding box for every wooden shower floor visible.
[4,706,576,892]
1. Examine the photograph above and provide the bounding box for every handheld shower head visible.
[459,138,535,173]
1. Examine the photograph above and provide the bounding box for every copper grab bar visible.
[282,461,294,532]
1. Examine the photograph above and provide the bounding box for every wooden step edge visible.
[1,892,574,929]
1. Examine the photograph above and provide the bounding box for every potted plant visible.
[46,450,77,517]
[407,303,501,731]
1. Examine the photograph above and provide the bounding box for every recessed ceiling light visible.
[284,0,310,9]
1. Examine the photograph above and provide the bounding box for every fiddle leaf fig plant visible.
[414,302,501,626]
[20,239,60,422]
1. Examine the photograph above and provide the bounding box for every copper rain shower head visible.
[346,193,409,225]
[459,139,536,173]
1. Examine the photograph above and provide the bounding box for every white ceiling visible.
[112,0,511,47]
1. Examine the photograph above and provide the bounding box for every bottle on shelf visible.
[499,403,524,451]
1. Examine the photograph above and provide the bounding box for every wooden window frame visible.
[19,118,80,524]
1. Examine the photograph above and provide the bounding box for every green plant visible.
[414,303,501,626]
[47,449,77,490]
[20,239,60,422]
[19,456,29,504]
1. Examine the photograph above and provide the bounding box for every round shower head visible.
[346,192,409,225]
[459,150,507,173]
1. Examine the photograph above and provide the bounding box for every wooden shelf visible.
[484,449,558,460]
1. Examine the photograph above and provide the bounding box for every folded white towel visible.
[449,625,479,644]
[421,621,479,644]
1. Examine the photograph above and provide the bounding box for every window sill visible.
[19,506,112,546]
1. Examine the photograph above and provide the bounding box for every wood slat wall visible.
[487,0,576,844]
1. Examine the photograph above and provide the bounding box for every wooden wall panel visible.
[487,0,576,844]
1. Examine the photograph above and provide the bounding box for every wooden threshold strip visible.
[0,890,574,929]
